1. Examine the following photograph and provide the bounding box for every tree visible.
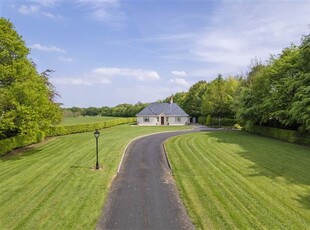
[0,18,62,139]
[201,75,240,118]
[183,81,208,117]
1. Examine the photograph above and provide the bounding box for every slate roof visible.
[136,103,188,116]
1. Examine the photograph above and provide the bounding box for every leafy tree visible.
[0,18,61,139]
[163,92,188,108]
[183,81,208,117]
[234,34,310,132]
[201,75,240,118]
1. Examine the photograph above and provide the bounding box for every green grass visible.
[165,131,310,229]
[0,125,190,229]
[61,116,119,125]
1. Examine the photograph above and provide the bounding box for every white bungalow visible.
[136,100,189,126]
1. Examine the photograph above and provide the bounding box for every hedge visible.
[0,117,136,156]
[198,116,236,127]
[244,124,310,145]
[0,131,45,156]
[46,117,136,136]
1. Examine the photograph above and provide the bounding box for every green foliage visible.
[163,92,188,108]
[47,117,136,136]
[244,125,310,145]
[0,131,44,156]
[201,75,240,117]
[0,18,61,139]
[0,118,135,155]
[61,116,118,125]
[198,116,236,127]
[183,81,208,117]
[63,102,148,118]
[205,114,212,126]
[198,116,206,125]
[235,34,310,132]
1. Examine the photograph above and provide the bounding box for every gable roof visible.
[136,102,188,116]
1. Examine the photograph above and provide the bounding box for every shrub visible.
[244,124,310,145]
[0,118,136,156]
[0,131,44,156]
[46,117,136,136]
[205,115,212,126]
[198,116,206,125]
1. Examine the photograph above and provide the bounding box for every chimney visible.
[170,94,173,104]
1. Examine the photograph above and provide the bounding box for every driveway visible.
[97,130,196,230]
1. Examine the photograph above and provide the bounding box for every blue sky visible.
[1,0,310,107]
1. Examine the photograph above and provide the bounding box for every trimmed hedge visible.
[244,124,310,145]
[198,116,236,127]
[0,117,136,156]
[0,131,45,156]
[46,117,136,136]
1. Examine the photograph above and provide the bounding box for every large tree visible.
[201,75,240,118]
[183,80,208,117]
[234,34,310,132]
[0,18,62,139]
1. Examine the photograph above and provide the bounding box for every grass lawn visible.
[165,131,310,229]
[0,125,190,229]
[61,116,119,125]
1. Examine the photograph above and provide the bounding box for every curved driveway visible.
[97,130,196,230]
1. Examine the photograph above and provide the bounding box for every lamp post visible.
[94,129,100,170]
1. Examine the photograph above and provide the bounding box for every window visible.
[175,117,181,123]
[157,117,159,122]
[143,117,150,122]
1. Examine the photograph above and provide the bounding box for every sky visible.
[1,0,310,107]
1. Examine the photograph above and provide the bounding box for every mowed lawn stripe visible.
[175,135,263,229]
[165,131,310,229]
[0,125,190,229]
[189,135,265,229]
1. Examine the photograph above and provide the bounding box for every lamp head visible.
[94,129,100,138]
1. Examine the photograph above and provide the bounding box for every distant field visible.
[61,116,119,125]
[0,125,190,229]
[165,131,310,229]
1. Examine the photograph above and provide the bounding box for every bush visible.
[0,131,44,156]
[244,124,310,145]
[198,116,206,125]
[199,116,236,127]
[0,118,136,156]
[46,117,136,136]
[206,115,212,126]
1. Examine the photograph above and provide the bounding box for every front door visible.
[161,117,164,125]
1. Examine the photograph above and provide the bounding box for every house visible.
[136,99,189,126]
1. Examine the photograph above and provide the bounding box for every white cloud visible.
[92,67,160,81]
[171,71,187,78]
[52,67,160,86]
[58,56,74,63]
[78,0,125,27]
[18,4,40,14]
[30,43,65,53]
[41,12,62,19]
[52,77,110,86]
[169,78,190,87]
[17,0,61,19]
[28,0,60,7]
[191,1,310,74]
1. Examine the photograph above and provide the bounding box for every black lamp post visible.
[94,129,100,169]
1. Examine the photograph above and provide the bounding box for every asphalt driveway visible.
[97,130,195,230]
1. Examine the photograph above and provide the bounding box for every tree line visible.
[63,102,148,118]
